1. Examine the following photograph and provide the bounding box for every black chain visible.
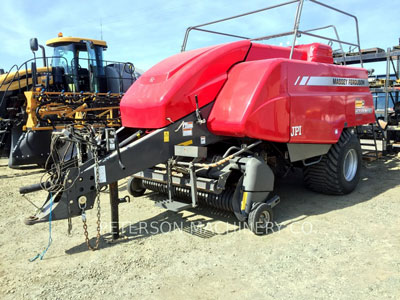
[81,143,102,250]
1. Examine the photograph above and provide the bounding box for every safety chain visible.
[81,143,102,251]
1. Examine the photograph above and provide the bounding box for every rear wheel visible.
[304,130,362,195]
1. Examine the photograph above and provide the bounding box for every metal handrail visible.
[289,0,305,59]
[251,31,295,42]
[0,64,18,92]
[297,31,358,48]
[0,55,136,105]
[308,0,362,67]
[180,0,363,67]
[0,56,69,114]
[181,0,299,52]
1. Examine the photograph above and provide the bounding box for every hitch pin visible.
[78,195,87,221]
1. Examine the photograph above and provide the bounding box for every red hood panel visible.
[121,40,251,128]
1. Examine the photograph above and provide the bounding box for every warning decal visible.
[182,121,193,136]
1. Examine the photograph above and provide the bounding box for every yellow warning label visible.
[164,131,169,142]
[178,140,193,146]
[241,192,248,211]
[355,99,365,108]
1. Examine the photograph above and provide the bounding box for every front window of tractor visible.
[51,44,74,74]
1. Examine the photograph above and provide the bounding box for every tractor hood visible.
[120,40,251,128]
[0,67,52,92]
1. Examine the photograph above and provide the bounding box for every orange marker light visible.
[58,32,63,37]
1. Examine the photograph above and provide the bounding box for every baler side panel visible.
[120,40,251,129]
[208,59,290,142]
[287,61,374,143]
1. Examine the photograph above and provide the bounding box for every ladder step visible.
[362,151,382,159]
[155,199,192,212]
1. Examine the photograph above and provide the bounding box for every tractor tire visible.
[248,202,274,235]
[304,130,361,195]
[127,177,146,197]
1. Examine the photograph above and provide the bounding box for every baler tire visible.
[304,130,361,195]
[127,177,146,197]
[248,202,274,235]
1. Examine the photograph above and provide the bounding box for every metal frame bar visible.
[297,31,358,47]
[309,0,362,66]
[360,46,400,153]
[0,56,63,114]
[334,50,400,65]
[188,162,199,208]
[180,0,363,67]
[381,47,393,153]
[289,0,305,59]
[251,31,295,42]
[181,0,299,52]
[252,29,358,49]
[384,48,391,124]
[302,25,346,64]
[390,57,398,80]
[186,28,250,41]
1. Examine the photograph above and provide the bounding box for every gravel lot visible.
[0,155,399,299]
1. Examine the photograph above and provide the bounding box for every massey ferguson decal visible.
[294,76,369,87]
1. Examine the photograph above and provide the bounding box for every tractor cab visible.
[0,33,138,168]
[48,34,106,92]
[46,33,135,93]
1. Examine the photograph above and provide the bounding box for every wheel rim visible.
[258,211,271,229]
[343,149,358,182]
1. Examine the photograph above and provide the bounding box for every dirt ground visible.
[0,155,399,299]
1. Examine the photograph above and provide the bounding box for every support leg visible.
[109,181,120,240]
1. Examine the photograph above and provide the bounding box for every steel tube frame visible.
[180,0,363,67]
[289,0,304,59]
[181,0,299,52]
[297,31,358,47]
[309,0,363,66]
[302,25,346,64]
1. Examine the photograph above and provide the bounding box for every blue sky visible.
[0,0,397,74]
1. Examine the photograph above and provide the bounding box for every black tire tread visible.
[304,130,357,195]
[127,177,146,197]
[248,202,273,235]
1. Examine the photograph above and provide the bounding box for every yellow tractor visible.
[0,33,138,168]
